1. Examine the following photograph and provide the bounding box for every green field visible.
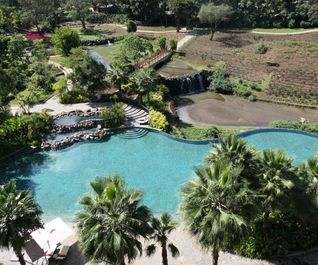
[91,44,120,63]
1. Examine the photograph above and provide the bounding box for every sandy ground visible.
[178,95,318,127]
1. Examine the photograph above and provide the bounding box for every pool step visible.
[116,128,149,139]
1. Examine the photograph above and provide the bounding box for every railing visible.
[138,50,172,69]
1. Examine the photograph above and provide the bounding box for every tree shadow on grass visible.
[215,32,254,48]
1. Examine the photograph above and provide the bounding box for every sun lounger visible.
[55,245,70,260]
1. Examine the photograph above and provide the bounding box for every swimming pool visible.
[0,128,318,221]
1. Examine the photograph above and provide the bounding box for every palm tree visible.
[0,180,43,265]
[259,150,296,228]
[180,161,248,265]
[76,175,153,265]
[146,213,179,265]
[206,134,258,184]
[131,68,158,104]
[302,158,318,204]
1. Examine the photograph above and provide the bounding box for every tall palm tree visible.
[146,213,179,265]
[0,180,43,265]
[206,134,258,184]
[76,175,153,265]
[259,150,296,228]
[180,161,248,265]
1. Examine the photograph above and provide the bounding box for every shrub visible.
[157,36,167,50]
[300,20,312,28]
[236,214,318,258]
[149,110,169,131]
[169,39,177,51]
[208,70,233,94]
[127,20,137,33]
[52,27,80,56]
[248,94,257,102]
[213,61,226,72]
[86,13,129,24]
[53,76,67,94]
[100,103,126,128]
[256,42,269,54]
[0,112,53,156]
[271,120,318,135]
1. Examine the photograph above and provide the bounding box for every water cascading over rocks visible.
[164,73,207,96]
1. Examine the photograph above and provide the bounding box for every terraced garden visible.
[181,32,318,106]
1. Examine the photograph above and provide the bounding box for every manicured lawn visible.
[157,56,207,77]
[91,44,120,63]
[49,56,72,68]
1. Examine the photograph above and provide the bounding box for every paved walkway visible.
[1,226,317,265]
[177,35,195,51]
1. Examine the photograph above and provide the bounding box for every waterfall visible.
[197,74,205,91]
[88,50,111,71]
[186,77,193,93]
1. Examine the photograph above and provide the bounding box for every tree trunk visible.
[14,249,25,265]
[263,208,270,229]
[162,243,168,265]
[212,247,219,265]
[81,18,86,29]
[210,23,215,41]
[176,16,180,33]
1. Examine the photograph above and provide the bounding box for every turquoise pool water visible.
[1,129,318,221]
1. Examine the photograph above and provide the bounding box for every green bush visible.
[248,94,257,102]
[86,13,129,24]
[100,103,126,128]
[0,112,53,157]
[271,120,318,135]
[149,110,169,131]
[208,70,233,94]
[169,39,177,51]
[256,42,269,54]
[127,20,137,33]
[236,214,318,258]
[52,27,80,56]
[157,36,167,50]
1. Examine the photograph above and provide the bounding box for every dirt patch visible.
[177,93,318,127]
[181,32,318,105]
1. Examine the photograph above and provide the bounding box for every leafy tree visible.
[0,180,43,265]
[308,4,318,25]
[106,58,134,91]
[100,103,126,128]
[149,110,169,131]
[127,20,137,32]
[146,213,179,265]
[181,162,248,265]
[52,27,80,56]
[67,0,92,29]
[16,87,41,113]
[131,68,158,103]
[169,39,177,51]
[198,3,233,40]
[18,0,54,31]
[69,56,106,97]
[76,175,153,265]
[167,0,196,32]
[119,35,153,66]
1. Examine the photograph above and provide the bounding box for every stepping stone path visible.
[122,104,149,126]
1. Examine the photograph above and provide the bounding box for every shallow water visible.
[1,129,318,221]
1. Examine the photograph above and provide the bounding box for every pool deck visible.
[1,225,317,265]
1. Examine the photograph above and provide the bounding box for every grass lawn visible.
[49,56,72,68]
[173,122,246,140]
[91,44,120,63]
[10,89,54,106]
[158,56,208,77]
